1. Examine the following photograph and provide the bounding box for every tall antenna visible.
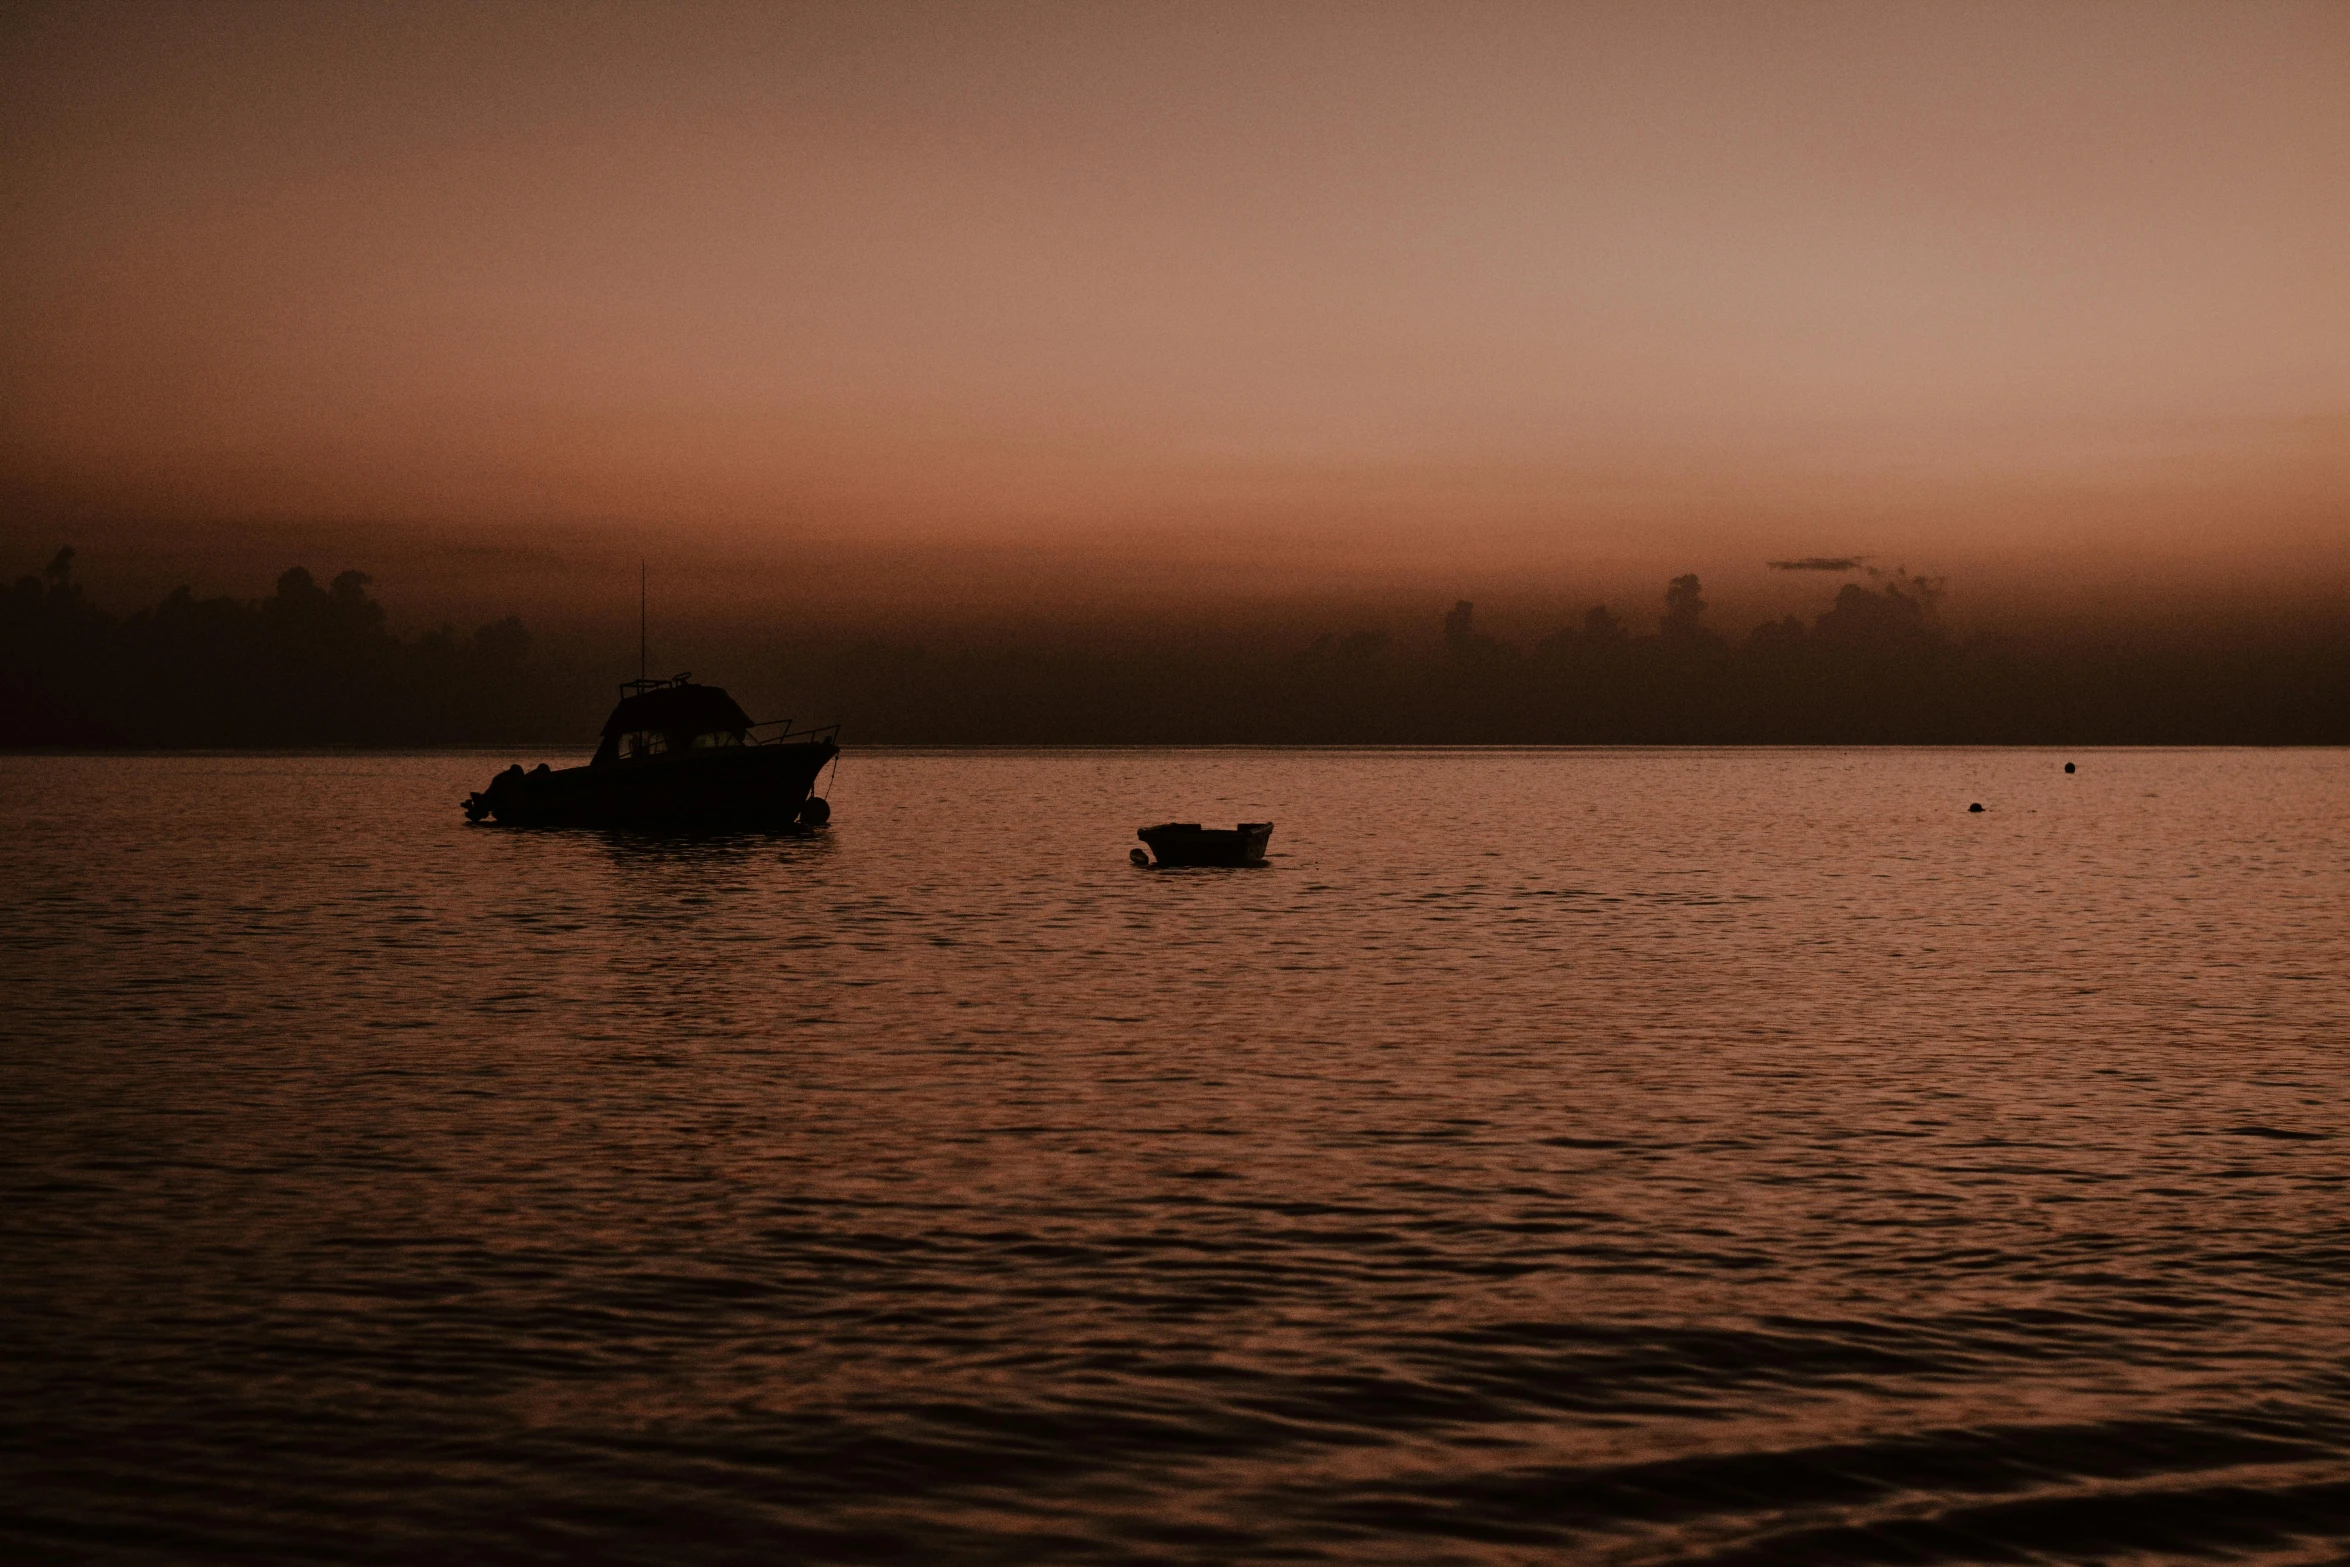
[638,560,647,683]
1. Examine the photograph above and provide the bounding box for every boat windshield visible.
[690,730,745,749]
[620,729,668,760]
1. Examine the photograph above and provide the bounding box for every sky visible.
[3,0,2346,627]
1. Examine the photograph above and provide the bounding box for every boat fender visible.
[1130,848,1152,868]
[799,796,831,827]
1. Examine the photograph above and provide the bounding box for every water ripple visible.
[3,747,2346,1563]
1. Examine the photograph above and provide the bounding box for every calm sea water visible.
[3,747,2346,1565]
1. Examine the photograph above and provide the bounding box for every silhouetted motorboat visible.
[464,674,837,829]
[1135,821,1273,867]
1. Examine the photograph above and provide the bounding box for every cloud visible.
[1767,556,1866,572]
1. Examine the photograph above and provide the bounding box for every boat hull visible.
[472,741,836,829]
[1137,822,1273,867]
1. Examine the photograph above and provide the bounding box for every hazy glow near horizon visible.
[4,0,2345,579]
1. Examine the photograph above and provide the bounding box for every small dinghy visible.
[1134,821,1273,868]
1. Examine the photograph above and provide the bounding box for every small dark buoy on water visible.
[1130,848,1152,868]
[2064,762,2076,773]
[1968,802,1985,812]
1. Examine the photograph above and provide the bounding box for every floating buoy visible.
[1968,802,1985,812]
[1130,848,1152,868]
[2064,762,2075,773]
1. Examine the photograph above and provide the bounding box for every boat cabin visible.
[591,675,756,766]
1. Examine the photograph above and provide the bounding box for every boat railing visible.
[746,719,841,747]
[620,672,694,696]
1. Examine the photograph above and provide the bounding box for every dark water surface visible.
[4,748,2347,1565]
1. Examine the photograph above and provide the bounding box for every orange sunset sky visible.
[3,0,2345,627]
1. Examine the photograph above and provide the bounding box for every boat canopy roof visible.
[600,677,753,739]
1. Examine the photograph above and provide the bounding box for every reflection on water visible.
[3,747,2347,1564]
